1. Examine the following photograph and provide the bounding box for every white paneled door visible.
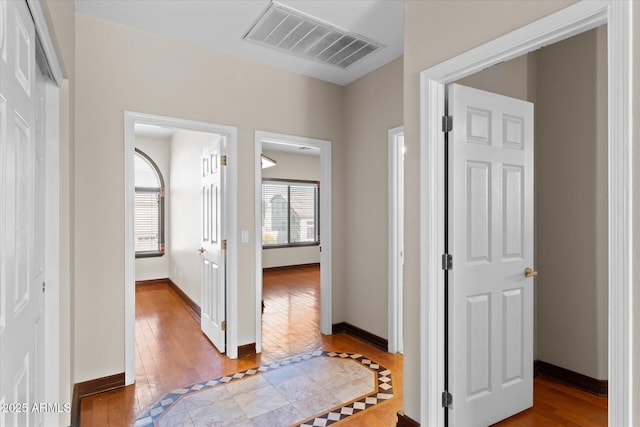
[0,1,46,426]
[200,136,226,353]
[448,84,534,426]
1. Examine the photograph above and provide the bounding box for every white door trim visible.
[419,1,632,426]
[388,126,404,354]
[254,130,332,352]
[27,1,64,423]
[26,0,63,86]
[124,112,239,384]
[43,78,61,427]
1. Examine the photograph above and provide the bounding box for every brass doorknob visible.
[524,267,537,278]
[197,247,205,254]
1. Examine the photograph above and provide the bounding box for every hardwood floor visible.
[79,267,403,426]
[261,265,322,363]
[493,376,607,427]
[79,267,606,426]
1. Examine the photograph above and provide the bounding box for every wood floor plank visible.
[493,377,607,427]
[79,268,606,427]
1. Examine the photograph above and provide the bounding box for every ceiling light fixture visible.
[261,154,277,169]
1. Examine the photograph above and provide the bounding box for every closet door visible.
[0,1,45,425]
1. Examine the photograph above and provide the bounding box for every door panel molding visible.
[448,84,534,426]
[419,1,631,426]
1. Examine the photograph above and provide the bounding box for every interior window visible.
[262,179,320,248]
[134,149,165,257]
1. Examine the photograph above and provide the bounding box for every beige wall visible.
[457,54,537,102]
[41,1,75,425]
[403,0,577,420]
[135,136,171,282]
[342,57,403,339]
[261,150,321,269]
[168,130,217,304]
[536,27,608,380]
[73,13,345,382]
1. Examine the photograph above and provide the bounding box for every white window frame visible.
[261,178,320,248]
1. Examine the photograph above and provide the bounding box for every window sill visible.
[262,243,320,250]
[135,252,165,259]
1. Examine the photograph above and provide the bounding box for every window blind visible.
[262,179,319,247]
[135,190,161,253]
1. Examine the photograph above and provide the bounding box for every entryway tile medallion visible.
[133,351,393,427]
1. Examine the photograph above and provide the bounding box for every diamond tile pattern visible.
[134,351,393,427]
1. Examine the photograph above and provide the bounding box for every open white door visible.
[447,84,534,426]
[200,136,226,354]
[0,0,46,425]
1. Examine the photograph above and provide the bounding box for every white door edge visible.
[124,112,239,384]
[43,79,61,427]
[254,130,333,353]
[418,1,632,426]
[388,126,404,354]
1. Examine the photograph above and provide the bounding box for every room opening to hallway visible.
[261,265,322,362]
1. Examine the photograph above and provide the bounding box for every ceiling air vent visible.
[243,2,383,69]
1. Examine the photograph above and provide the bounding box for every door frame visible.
[419,1,631,426]
[27,0,64,424]
[388,126,404,354]
[43,76,61,426]
[254,130,332,352]
[124,112,239,385]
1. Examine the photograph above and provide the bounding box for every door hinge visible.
[442,391,453,408]
[221,239,227,250]
[442,253,453,270]
[221,320,227,331]
[220,155,227,166]
[442,116,453,133]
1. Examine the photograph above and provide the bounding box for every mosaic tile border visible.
[133,350,393,427]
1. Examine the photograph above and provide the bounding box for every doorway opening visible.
[124,112,239,384]
[419,2,631,426]
[445,27,608,425]
[254,131,332,357]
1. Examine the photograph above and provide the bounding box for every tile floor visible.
[134,352,393,427]
[79,268,404,426]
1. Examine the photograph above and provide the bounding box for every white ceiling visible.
[134,123,176,139]
[73,0,404,86]
[262,139,320,156]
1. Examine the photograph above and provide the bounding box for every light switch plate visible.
[241,230,249,243]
